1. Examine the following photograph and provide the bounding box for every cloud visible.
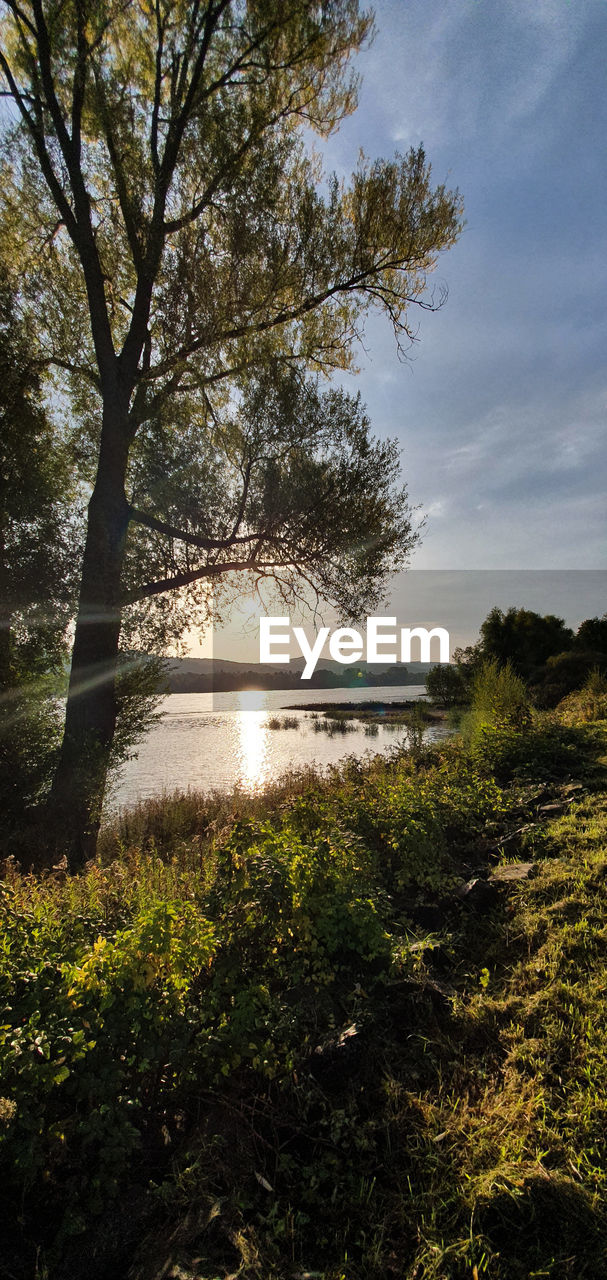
[317,1,607,571]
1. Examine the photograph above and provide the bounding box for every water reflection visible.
[236,691,269,792]
[111,686,448,810]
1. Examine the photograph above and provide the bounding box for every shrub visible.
[467,719,581,781]
[0,680,63,840]
[3,722,579,1273]
[461,658,531,749]
[558,668,607,725]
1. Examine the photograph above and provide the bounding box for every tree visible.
[529,647,607,709]
[478,607,574,680]
[0,263,79,835]
[461,658,531,748]
[527,614,607,709]
[0,264,77,690]
[575,615,607,656]
[0,261,162,857]
[425,663,466,707]
[0,0,463,868]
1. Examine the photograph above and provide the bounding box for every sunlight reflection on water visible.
[110,686,452,810]
[237,699,270,793]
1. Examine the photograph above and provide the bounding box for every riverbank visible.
[2,717,607,1278]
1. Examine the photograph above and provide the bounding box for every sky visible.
[205,0,607,661]
[318,0,607,570]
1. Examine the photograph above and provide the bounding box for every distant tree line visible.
[168,664,424,693]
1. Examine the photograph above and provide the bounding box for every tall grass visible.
[461,657,531,746]
[559,667,607,724]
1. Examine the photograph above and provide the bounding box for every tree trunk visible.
[48,393,130,871]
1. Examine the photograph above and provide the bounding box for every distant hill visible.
[163,656,438,693]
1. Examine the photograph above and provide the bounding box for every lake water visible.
[110,685,452,810]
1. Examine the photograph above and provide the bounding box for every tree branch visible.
[129,504,252,550]
[150,0,165,176]
[163,126,263,234]
[43,354,102,391]
[71,0,87,160]
[0,48,79,240]
[128,490,271,551]
[25,0,116,376]
[145,257,422,383]
[92,65,145,271]
[123,556,281,605]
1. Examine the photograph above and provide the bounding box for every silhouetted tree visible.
[0,0,462,866]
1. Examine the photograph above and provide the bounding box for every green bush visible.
[0,870,216,1242]
[0,680,63,838]
[461,658,530,747]
[467,719,581,781]
[558,668,607,725]
[425,662,467,705]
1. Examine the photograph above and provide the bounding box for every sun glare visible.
[236,692,269,791]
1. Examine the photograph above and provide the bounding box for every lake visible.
[110,684,452,810]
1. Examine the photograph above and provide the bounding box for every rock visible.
[489,862,535,884]
[538,802,570,815]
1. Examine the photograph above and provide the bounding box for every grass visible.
[2,719,607,1278]
[396,779,607,1278]
[286,699,446,727]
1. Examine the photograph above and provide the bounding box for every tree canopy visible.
[0,0,464,864]
[0,264,78,687]
[478,607,574,680]
[451,606,607,711]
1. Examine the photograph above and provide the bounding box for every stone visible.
[489,862,535,884]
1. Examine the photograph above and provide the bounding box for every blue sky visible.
[319,0,607,570]
[205,0,607,661]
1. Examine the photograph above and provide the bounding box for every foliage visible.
[467,717,583,782]
[0,262,81,836]
[0,731,517,1267]
[2,716,607,1276]
[0,680,64,843]
[468,608,607,711]
[478,606,574,680]
[109,652,167,768]
[0,264,78,687]
[575,614,607,654]
[558,668,607,725]
[122,369,424,643]
[530,647,607,708]
[425,662,467,706]
[461,658,530,743]
[2,718,606,1277]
